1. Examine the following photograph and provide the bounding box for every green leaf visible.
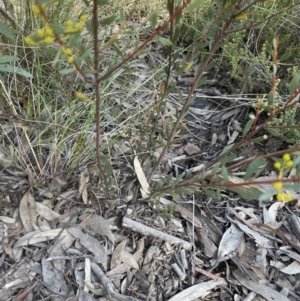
[242,118,254,138]
[100,15,117,26]
[0,22,15,40]
[150,12,157,29]
[197,76,207,87]
[0,56,19,64]
[230,184,264,201]
[186,0,205,12]
[0,64,32,78]
[265,128,281,137]
[59,68,75,75]
[220,144,234,156]
[221,166,229,182]
[97,0,109,4]
[248,136,265,143]
[267,92,274,106]
[155,37,172,47]
[244,157,266,181]
[258,188,276,202]
[283,184,300,191]
[279,49,291,62]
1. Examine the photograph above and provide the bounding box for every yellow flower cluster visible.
[62,47,74,63]
[25,26,54,46]
[64,15,87,34]
[273,153,294,202]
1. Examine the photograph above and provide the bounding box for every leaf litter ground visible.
[1,49,300,301]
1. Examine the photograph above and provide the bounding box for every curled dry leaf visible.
[79,168,90,204]
[19,191,37,233]
[134,156,150,198]
[111,238,128,269]
[217,223,243,263]
[120,250,140,270]
[86,214,115,247]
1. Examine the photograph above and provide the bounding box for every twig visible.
[91,262,142,301]
[92,0,110,197]
[122,217,192,250]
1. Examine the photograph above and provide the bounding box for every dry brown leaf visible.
[14,229,68,247]
[107,238,145,277]
[134,156,150,198]
[263,202,283,229]
[19,191,37,233]
[86,214,115,247]
[79,168,90,204]
[217,223,243,263]
[111,238,128,269]
[36,202,62,222]
[232,269,290,301]
[68,227,107,269]
[120,250,139,270]
[42,257,69,300]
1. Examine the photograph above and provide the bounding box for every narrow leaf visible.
[0,56,19,64]
[242,118,254,138]
[0,21,15,39]
[19,191,37,233]
[0,64,33,78]
[244,157,266,180]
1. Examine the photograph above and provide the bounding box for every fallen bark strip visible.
[91,262,142,301]
[167,278,227,301]
[122,217,192,250]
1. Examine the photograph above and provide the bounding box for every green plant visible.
[0,0,300,208]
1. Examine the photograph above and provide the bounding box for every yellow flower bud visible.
[37,29,44,37]
[75,23,83,31]
[25,36,36,46]
[44,36,54,44]
[65,20,73,28]
[273,182,282,191]
[33,5,41,15]
[274,162,281,170]
[80,15,88,22]
[283,153,291,162]
[67,56,74,63]
[285,160,293,168]
[45,27,53,36]
[63,47,72,56]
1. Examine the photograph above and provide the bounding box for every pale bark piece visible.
[263,202,283,229]
[84,257,91,293]
[217,223,243,262]
[42,257,69,301]
[19,191,37,233]
[168,278,226,301]
[134,156,150,198]
[35,202,61,221]
[232,269,290,301]
[79,168,89,204]
[280,261,300,274]
[184,143,200,155]
[86,214,115,246]
[122,217,192,250]
[68,227,107,269]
